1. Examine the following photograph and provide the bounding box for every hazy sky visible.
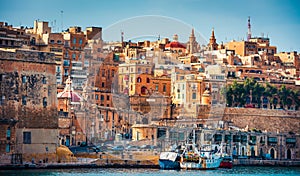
[1,0,299,52]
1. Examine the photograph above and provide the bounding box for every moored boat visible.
[179,146,222,170]
[179,129,222,170]
[159,152,180,169]
[219,156,233,169]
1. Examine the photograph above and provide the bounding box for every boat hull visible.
[219,161,233,169]
[180,158,222,170]
[159,159,180,170]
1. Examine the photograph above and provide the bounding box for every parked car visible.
[140,145,157,150]
[125,145,140,151]
[111,145,124,151]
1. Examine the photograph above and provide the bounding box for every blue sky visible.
[1,0,299,52]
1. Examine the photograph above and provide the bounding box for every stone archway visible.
[287,149,292,159]
[141,86,147,95]
[251,146,255,157]
[242,147,245,156]
[259,148,263,157]
[270,148,275,159]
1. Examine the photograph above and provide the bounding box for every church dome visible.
[165,34,186,49]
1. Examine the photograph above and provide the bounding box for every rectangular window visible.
[112,70,115,77]
[72,53,76,60]
[64,69,69,76]
[192,92,196,99]
[178,94,180,99]
[5,144,10,153]
[22,76,26,83]
[155,84,159,91]
[64,41,69,47]
[107,95,110,100]
[182,94,184,99]
[101,95,104,101]
[23,132,31,144]
[0,95,5,105]
[95,94,99,100]
[79,39,83,45]
[63,60,70,66]
[43,97,47,107]
[65,52,69,58]
[163,84,166,92]
[6,127,11,140]
[102,82,105,87]
[22,95,27,105]
[42,77,47,84]
[73,38,76,44]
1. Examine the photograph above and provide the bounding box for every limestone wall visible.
[223,108,300,133]
[16,128,59,154]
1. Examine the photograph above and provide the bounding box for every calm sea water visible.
[1,166,300,176]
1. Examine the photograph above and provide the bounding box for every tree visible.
[222,86,233,107]
[252,82,265,108]
[279,85,290,109]
[231,81,246,107]
[264,83,278,109]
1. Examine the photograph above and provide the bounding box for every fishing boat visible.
[179,144,222,169]
[179,130,222,170]
[159,151,180,169]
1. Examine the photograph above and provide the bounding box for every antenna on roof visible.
[61,10,64,32]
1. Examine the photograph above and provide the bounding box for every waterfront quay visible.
[1,150,300,170]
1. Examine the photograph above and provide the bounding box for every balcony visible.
[71,70,87,79]
[72,61,83,70]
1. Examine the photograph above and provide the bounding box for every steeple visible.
[191,28,195,37]
[247,16,252,41]
[210,28,216,44]
[208,28,218,50]
[187,28,198,54]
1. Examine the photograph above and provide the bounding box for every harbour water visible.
[1,166,300,176]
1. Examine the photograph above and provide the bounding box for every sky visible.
[0,0,299,52]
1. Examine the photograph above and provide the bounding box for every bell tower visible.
[187,28,198,54]
[208,28,218,50]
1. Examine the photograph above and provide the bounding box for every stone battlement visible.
[0,49,55,64]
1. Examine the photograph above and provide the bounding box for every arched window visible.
[146,78,150,83]
[251,147,255,157]
[141,86,147,95]
[259,148,263,157]
[287,149,291,159]
[270,148,275,159]
[137,77,142,83]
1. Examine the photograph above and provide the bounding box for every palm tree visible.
[279,85,290,109]
[252,82,265,108]
[290,90,300,110]
[264,83,278,109]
